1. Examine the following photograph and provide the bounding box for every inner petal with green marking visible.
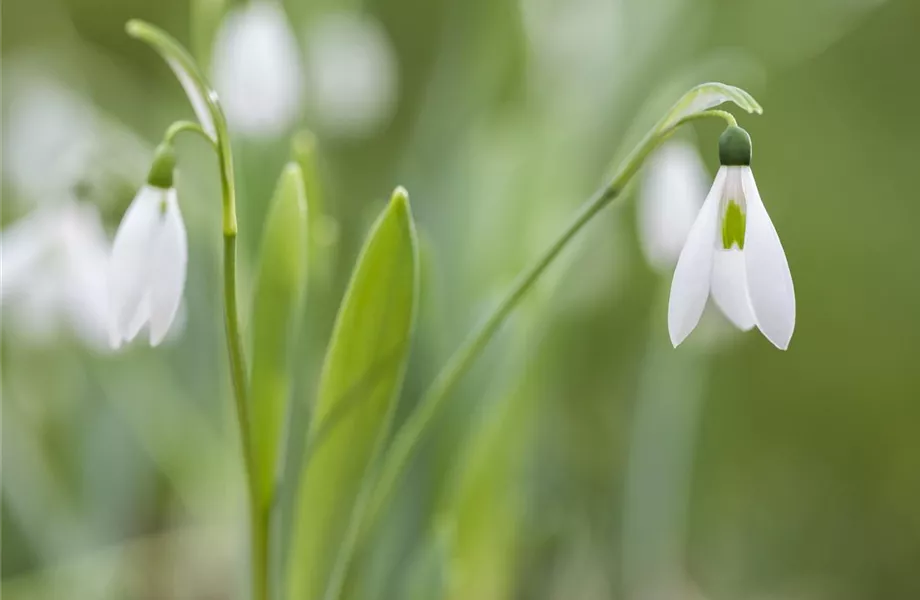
[721,200,746,250]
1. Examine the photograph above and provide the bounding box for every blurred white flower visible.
[211,0,304,137]
[668,128,795,350]
[304,12,398,137]
[3,70,151,209]
[0,202,112,349]
[4,76,99,204]
[638,141,709,272]
[109,185,188,348]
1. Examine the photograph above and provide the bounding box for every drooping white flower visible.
[211,0,304,136]
[304,12,398,137]
[3,70,150,209]
[668,126,795,350]
[0,201,112,349]
[109,145,188,348]
[638,141,709,271]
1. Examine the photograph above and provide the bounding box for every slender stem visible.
[355,109,737,548]
[127,21,265,599]
[213,117,266,600]
[164,120,215,148]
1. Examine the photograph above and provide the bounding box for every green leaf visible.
[287,188,419,600]
[126,19,219,140]
[250,162,309,510]
[658,82,763,132]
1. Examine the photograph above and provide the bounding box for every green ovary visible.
[721,201,746,250]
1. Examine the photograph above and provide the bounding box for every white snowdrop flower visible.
[211,0,304,136]
[0,201,112,349]
[638,140,709,271]
[304,12,398,137]
[109,144,188,348]
[4,74,100,204]
[668,126,795,350]
[4,69,156,212]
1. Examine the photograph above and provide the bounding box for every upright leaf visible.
[250,162,309,510]
[287,188,419,600]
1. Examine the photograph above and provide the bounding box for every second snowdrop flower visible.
[110,142,188,348]
[211,0,304,137]
[668,126,795,350]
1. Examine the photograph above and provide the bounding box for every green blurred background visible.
[3,0,920,598]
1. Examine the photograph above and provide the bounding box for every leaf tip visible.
[390,186,411,214]
[125,19,146,38]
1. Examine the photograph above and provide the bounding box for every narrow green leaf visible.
[287,188,419,600]
[250,162,309,510]
[126,19,219,140]
[658,82,763,132]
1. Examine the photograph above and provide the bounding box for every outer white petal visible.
[110,186,162,345]
[0,210,56,300]
[147,189,188,346]
[668,167,726,347]
[638,141,708,270]
[741,168,795,350]
[125,293,151,343]
[710,250,756,331]
[165,58,218,141]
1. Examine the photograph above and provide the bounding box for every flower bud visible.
[718,125,752,166]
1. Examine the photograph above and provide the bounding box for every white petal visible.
[125,293,151,343]
[711,250,756,331]
[165,58,218,141]
[0,210,56,300]
[741,168,795,350]
[668,167,726,347]
[110,186,162,345]
[638,141,709,270]
[147,189,188,346]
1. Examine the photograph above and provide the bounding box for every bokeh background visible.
[3,0,920,598]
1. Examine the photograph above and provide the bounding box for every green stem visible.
[126,20,268,600]
[213,115,265,600]
[164,120,215,147]
[356,109,737,548]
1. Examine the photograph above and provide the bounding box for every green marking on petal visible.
[722,201,746,250]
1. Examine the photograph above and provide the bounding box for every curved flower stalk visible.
[668,126,795,350]
[122,19,262,599]
[341,83,768,569]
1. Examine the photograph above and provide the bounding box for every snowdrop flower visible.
[211,0,304,136]
[638,141,709,271]
[4,71,150,208]
[668,126,795,350]
[304,12,398,137]
[0,201,112,349]
[109,143,187,348]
